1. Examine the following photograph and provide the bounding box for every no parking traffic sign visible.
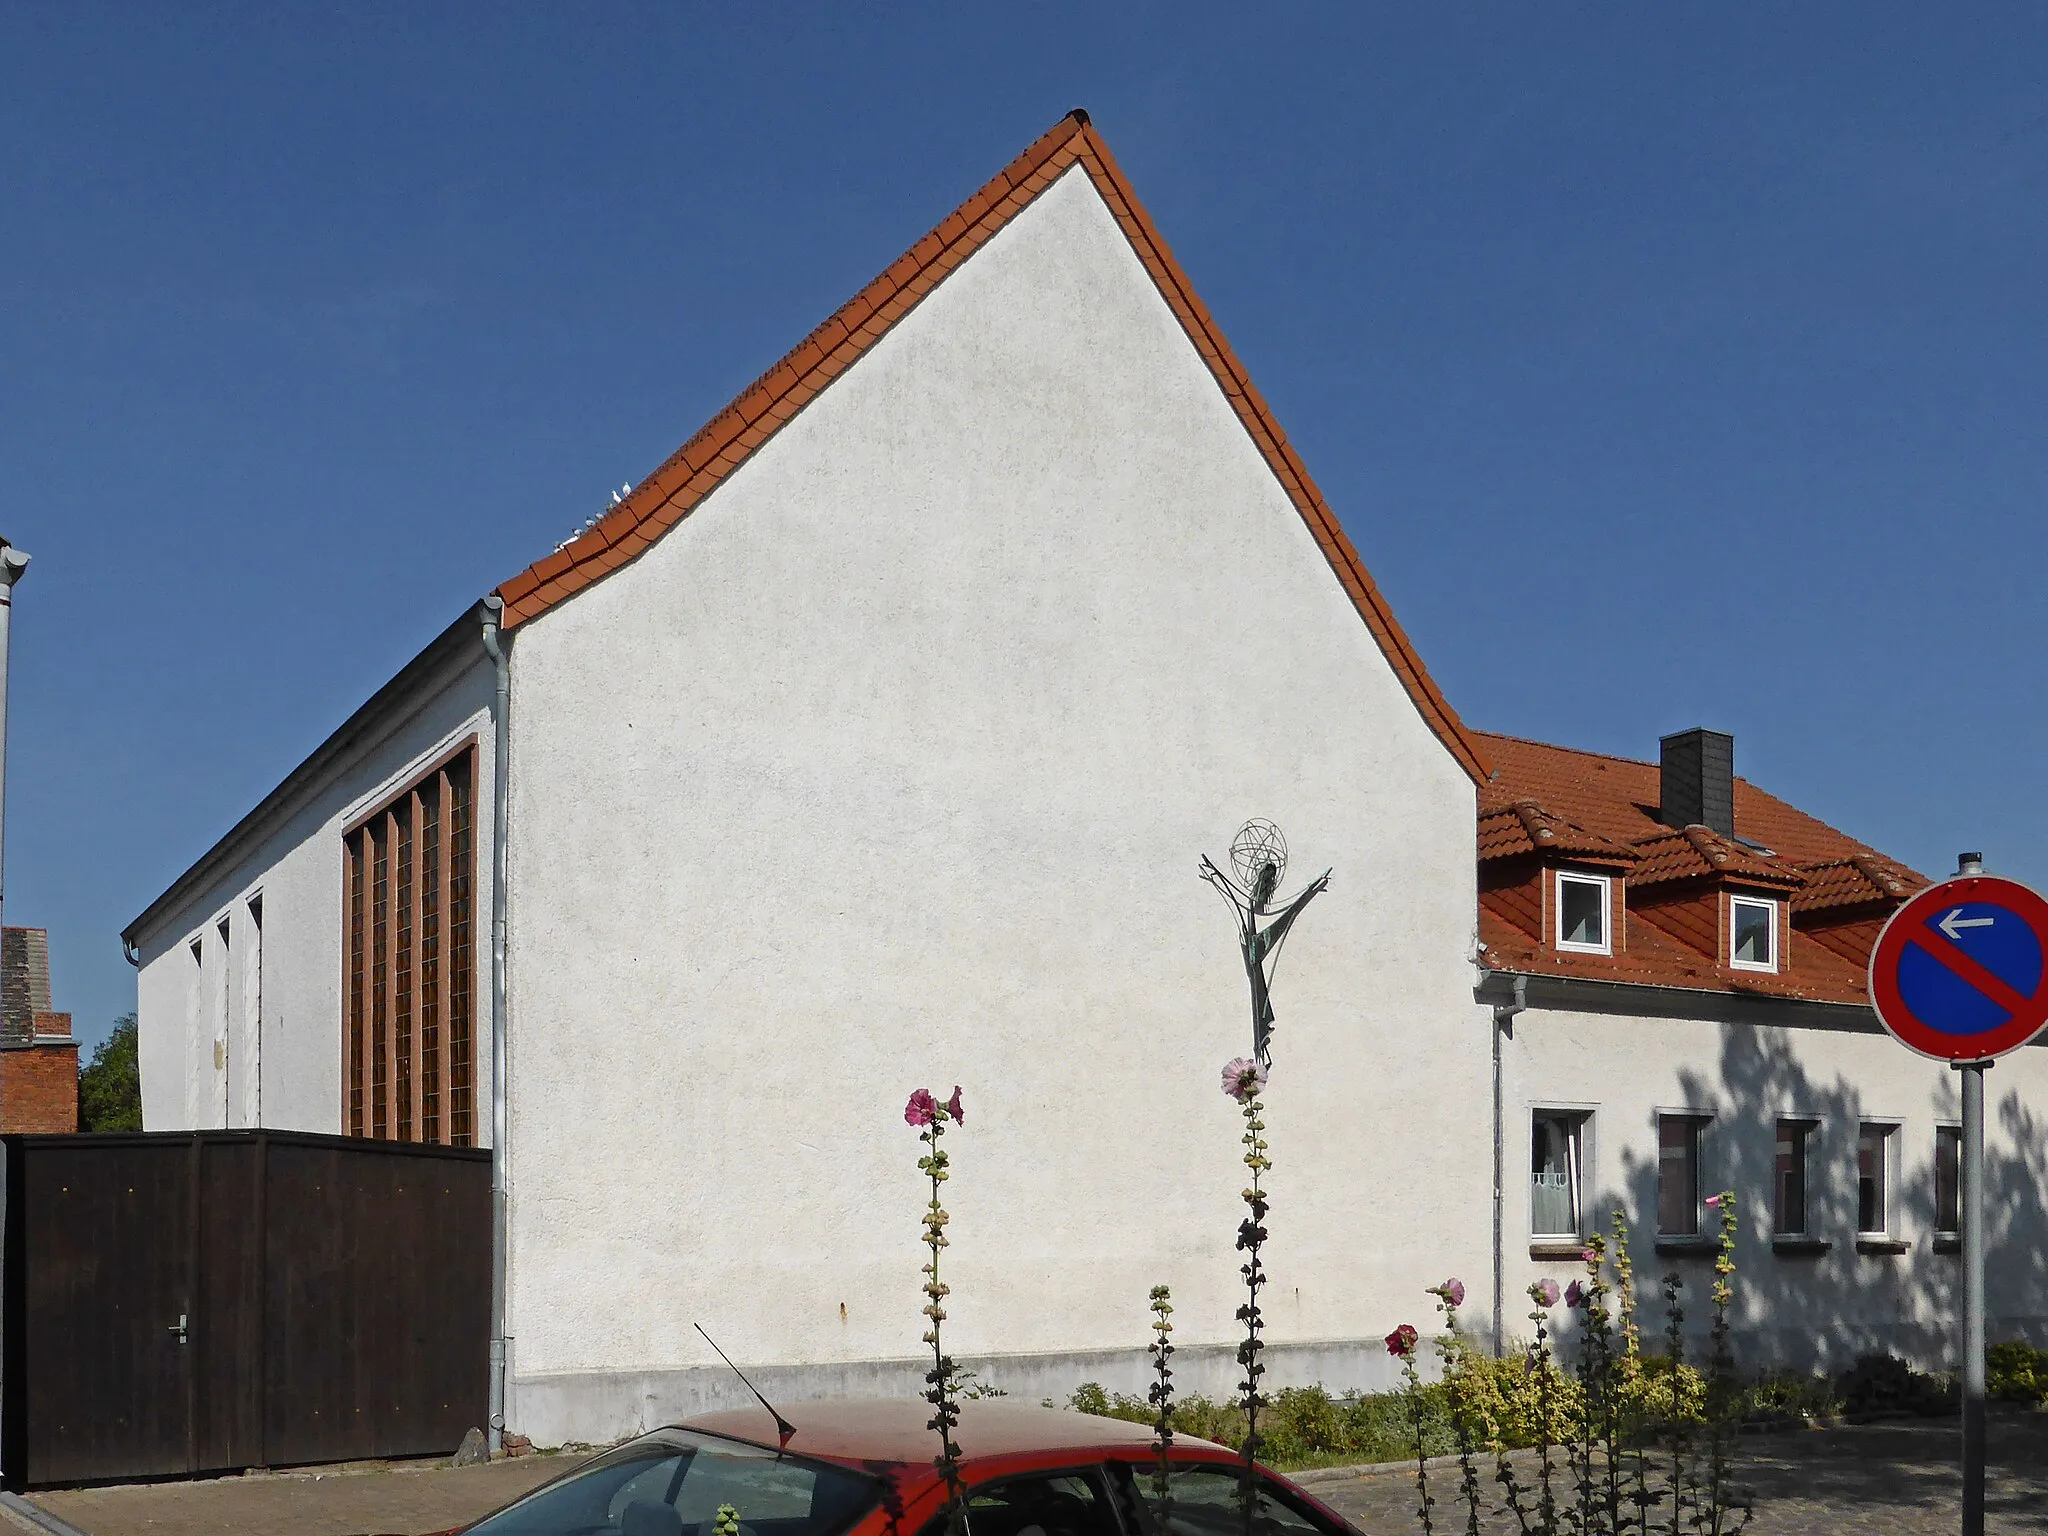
[1868,873,2048,1062]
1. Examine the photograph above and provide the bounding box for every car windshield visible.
[466,1428,880,1536]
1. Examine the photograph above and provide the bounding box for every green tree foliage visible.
[77,1013,142,1132]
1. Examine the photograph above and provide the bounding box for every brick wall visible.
[0,1043,77,1133]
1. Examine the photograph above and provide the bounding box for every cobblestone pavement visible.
[17,1414,2048,1535]
[20,1452,569,1536]
[1302,1412,2048,1534]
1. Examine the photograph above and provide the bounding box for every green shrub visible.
[1987,1341,2048,1406]
[1063,1381,1442,1469]
[1739,1368,1839,1424]
[1064,1383,1150,1425]
[1447,1346,1585,1451]
[1835,1352,1956,1419]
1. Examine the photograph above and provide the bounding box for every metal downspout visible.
[1491,972,1527,1359]
[481,597,511,1453]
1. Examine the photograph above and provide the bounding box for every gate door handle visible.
[169,1313,188,1345]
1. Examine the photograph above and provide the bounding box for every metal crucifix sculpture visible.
[1200,820,1330,1066]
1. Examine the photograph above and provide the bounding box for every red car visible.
[457,1399,1360,1536]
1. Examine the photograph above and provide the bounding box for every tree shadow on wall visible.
[1587,1027,2048,1375]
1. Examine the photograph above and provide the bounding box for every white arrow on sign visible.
[1938,908,1996,942]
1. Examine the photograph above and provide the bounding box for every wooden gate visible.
[2,1130,489,1488]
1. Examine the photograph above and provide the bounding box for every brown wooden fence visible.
[1,1129,490,1488]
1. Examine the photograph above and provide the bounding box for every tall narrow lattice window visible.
[344,745,477,1145]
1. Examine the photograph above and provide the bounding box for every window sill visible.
[1653,1236,1717,1256]
[1855,1236,1910,1256]
[1932,1234,1961,1255]
[1529,1240,1590,1261]
[1771,1236,1833,1256]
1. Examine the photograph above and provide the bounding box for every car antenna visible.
[696,1323,797,1448]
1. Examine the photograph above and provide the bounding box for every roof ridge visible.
[1472,730,1659,770]
[488,112,1490,783]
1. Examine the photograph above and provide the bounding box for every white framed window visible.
[1774,1118,1817,1236]
[1858,1123,1897,1235]
[1934,1124,1961,1238]
[1555,872,1612,954]
[1531,1111,1590,1237]
[1657,1113,1709,1236]
[1730,895,1778,971]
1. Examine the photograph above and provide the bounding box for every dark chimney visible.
[1660,728,1734,836]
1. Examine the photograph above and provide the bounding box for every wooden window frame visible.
[342,736,479,1145]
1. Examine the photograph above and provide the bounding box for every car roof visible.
[684,1398,1199,1465]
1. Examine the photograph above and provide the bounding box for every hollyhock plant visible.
[1386,1323,1420,1358]
[1565,1279,1586,1309]
[1222,1057,1274,1525]
[1532,1278,1562,1308]
[1422,1278,1485,1536]
[907,1086,968,1530]
[1221,1057,1267,1102]
[1148,1285,1176,1506]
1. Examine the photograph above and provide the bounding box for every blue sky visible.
[6,6,2046,1056]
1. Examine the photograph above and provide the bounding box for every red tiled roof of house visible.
[1793,855,1922,915]
[1476,732,1926,878]
[1627,826,1804,890]
[1474,731,1929,1005]
[1478,904,1877,1002]
[488,111,1490,785]
[1478,801,1638,864]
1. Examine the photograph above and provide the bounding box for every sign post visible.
[1961,1048,1986,1536]
[1867,852,2048,1536]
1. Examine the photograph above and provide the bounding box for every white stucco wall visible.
[500,165,1489,1442]
[1503,1000,2048,1369]
[134,656,498,1139]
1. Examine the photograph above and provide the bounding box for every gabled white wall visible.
[502,166,1488,1442]
[134,659,498,1139]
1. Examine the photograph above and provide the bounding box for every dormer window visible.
[1730,895,1778,971]
[1556,871,1612,954]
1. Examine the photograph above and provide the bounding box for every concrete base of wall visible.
[1729,1316,2048,1375]
[508,1314,2048,1448]
[508,1338,1411,1450]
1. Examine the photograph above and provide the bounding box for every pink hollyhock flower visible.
[946,1086,965,1125]
[1704,1194,1724,1208]
[904,1088,937,1127]
[1565,1279,1586,1309]
[1531,1278,1561,1308]
[1221,1058,1268,1102]
[1433,1278,1466,1308]
[1385,1324,1419,1358]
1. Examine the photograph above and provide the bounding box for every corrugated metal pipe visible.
[481,596,511,1453]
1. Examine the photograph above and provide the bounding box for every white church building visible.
[125,112,2048,1450]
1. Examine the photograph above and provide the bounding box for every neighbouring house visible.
[2,927,78,1133]
[1473,729,2045,1367]
[123,111,2046,1450]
